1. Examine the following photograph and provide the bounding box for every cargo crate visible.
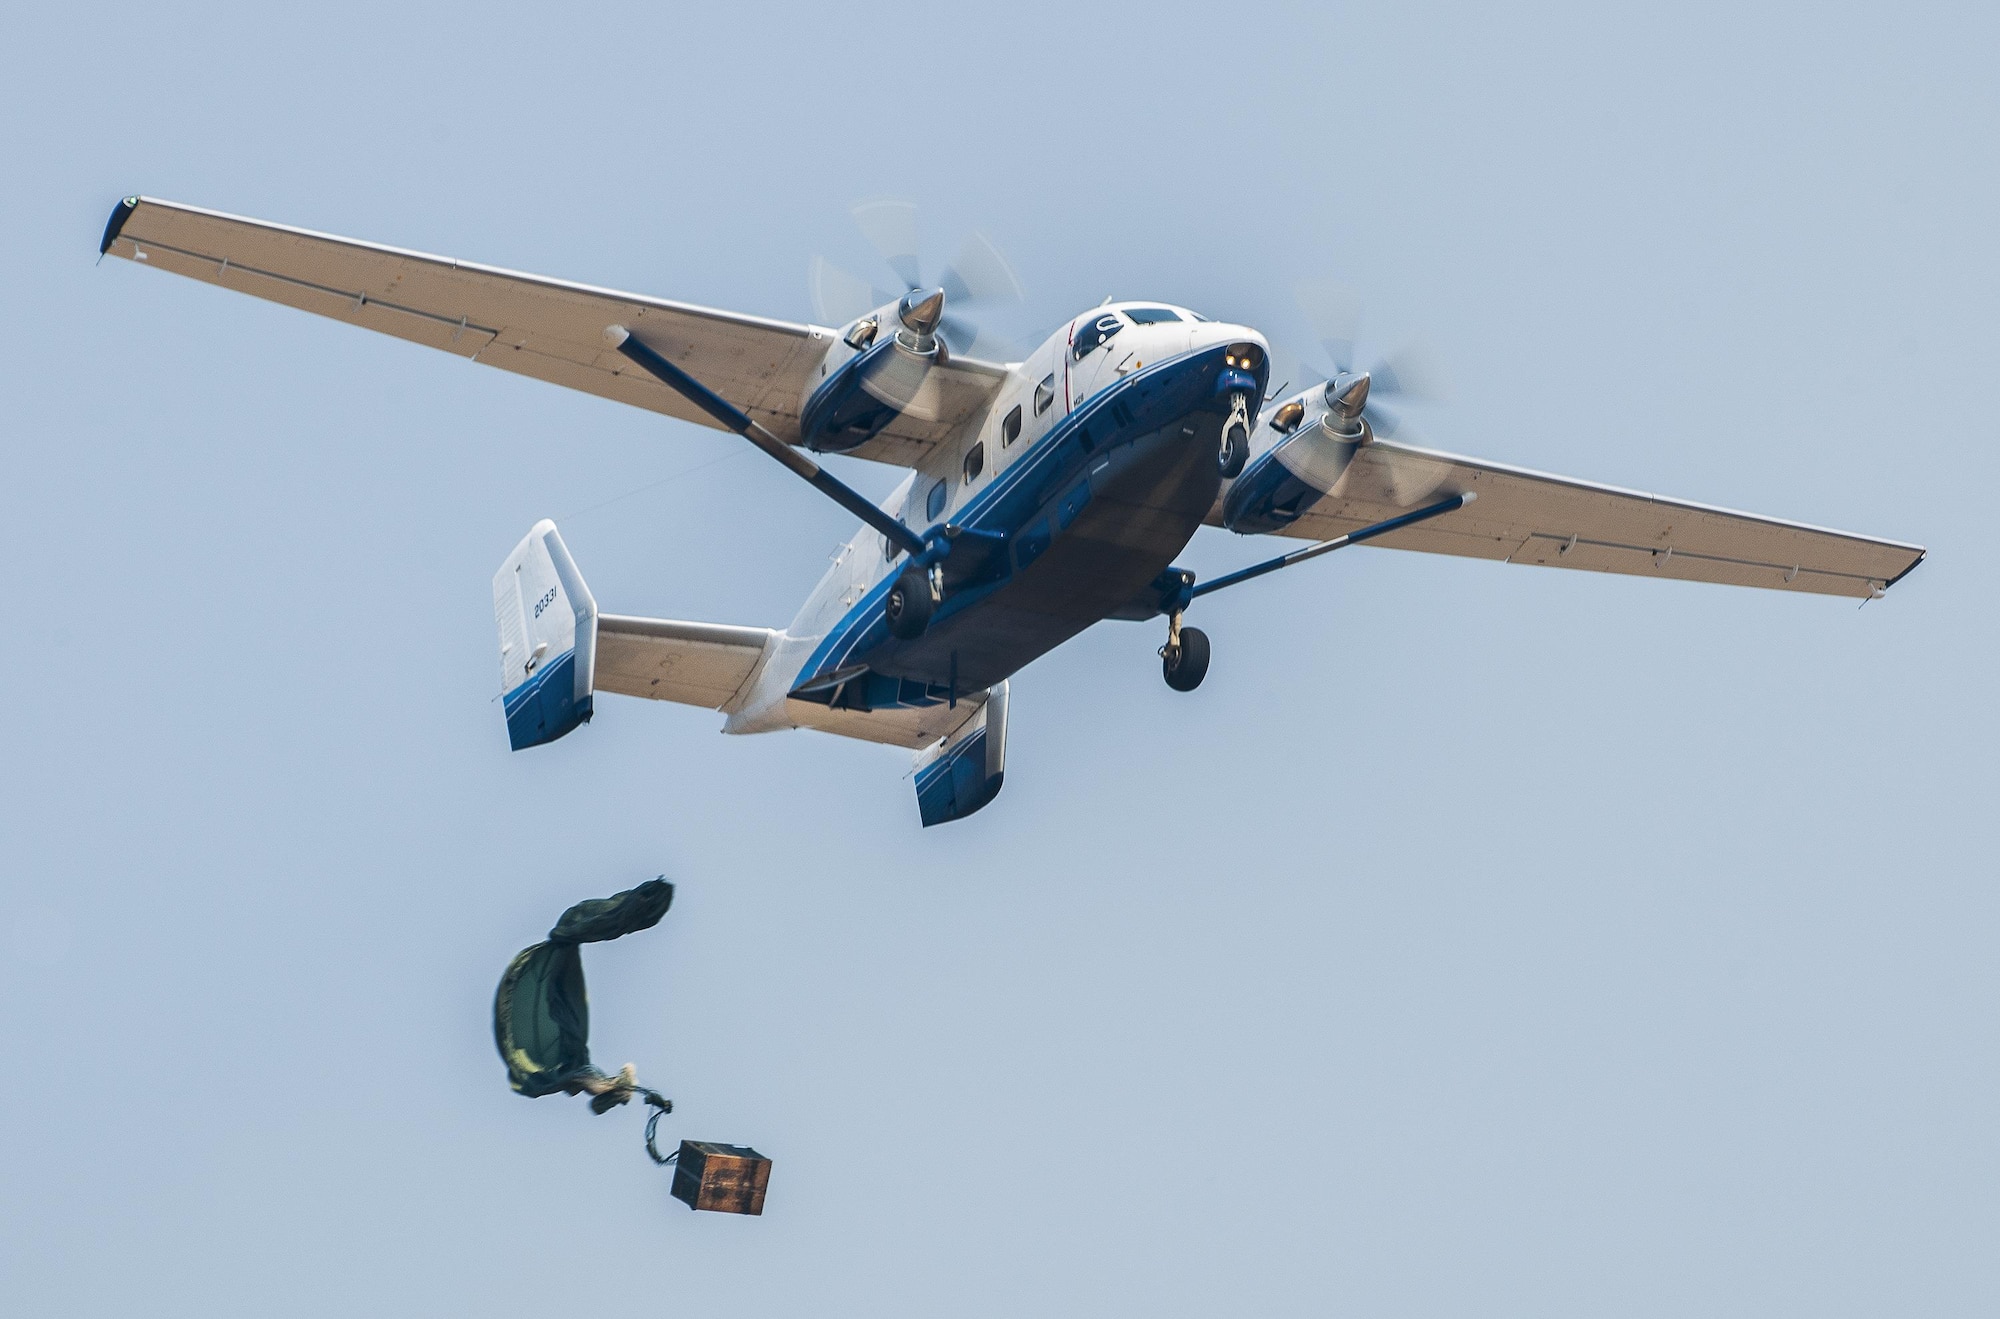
[670,1141,771,1215]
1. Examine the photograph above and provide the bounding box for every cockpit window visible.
[1071,312,1124,360]
[1123,307,1182,324]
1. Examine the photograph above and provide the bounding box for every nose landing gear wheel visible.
[1161,625,1210,691]
[1218,425,1248,478]
[1217,390,1251,478]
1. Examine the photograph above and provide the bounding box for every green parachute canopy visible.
[493,878,674,1100]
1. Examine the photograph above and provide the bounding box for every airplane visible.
[98,196,1926,827]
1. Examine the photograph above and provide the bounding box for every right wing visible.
[1218,436,1924,599]
[100,195,1001,468]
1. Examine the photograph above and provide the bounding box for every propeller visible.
[1291,281,1450,445]
[810,200,1024,359]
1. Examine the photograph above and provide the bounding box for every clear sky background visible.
[4,3,1995,1315]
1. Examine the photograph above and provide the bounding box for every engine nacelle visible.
[799,289,950,452]
[1220,380,1367,534]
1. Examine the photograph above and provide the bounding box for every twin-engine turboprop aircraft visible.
[101,196,1925,826]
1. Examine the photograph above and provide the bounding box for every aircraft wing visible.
[1213,437,1924,598]
[99,195,1000,467]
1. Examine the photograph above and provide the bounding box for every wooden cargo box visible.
[671,1141,771,1215]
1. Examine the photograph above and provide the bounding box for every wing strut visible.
[1150,491,1478,693]
[1191,492,1476,599]
[604,325,928,557]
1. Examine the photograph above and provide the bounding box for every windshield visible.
[1072,312,1123,359]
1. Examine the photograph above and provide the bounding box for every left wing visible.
[1211,437,1924,598]
[99,195,1002,467]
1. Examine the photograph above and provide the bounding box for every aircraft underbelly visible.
[889,415,1223,690]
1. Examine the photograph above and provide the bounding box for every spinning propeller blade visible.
[852,199,922,290]
[808,255,891,327]
[1296,279,1364,374]
[811,201,1024,358]
[1289,282,1453,449]
[939,230,1023,308]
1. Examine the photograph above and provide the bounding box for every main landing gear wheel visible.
[884,569,935,639]
[1161,625,1210,692]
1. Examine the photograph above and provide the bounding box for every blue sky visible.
[4,3,1995,1315]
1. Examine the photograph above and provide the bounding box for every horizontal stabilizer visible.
[596,616,774,710]
[913,682,1008,827]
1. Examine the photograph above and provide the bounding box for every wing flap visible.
[1229,439,1923,598]
[103,196,996,465]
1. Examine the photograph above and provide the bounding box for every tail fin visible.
[494,520,597,750]
[913,681,1008,826]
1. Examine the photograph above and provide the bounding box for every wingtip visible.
[1882,548,1926,592]
[99,195,140,256]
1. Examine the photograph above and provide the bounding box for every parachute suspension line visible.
[642,1090,677,1166]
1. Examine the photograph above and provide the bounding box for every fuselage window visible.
[1123,306,1182,324]
[926,477,948,521]
[1071,312,1124,360]
[963,441,985,483]
[1033,374,1055,416]
[1001,404,1023,446]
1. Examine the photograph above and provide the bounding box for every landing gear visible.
[884,567,937,639]
[1217,391,1250,478]
[1159,614,1210,692]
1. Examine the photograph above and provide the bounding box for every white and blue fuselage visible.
[735,302,1268,724]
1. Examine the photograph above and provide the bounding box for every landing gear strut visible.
[1159,613,1210,692]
